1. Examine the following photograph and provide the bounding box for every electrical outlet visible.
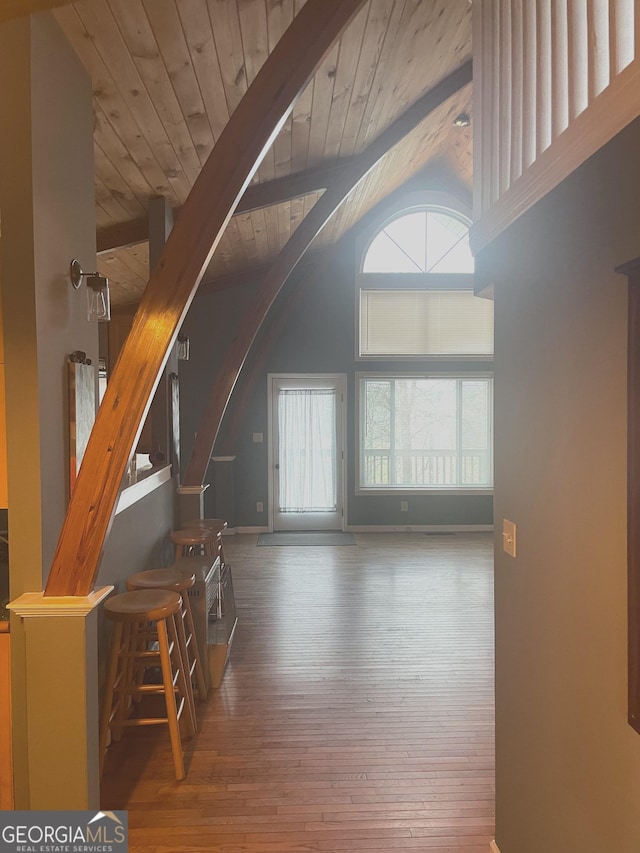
[252,432,263,443]
[502,518,517,557]
[401,500,409,512]
[256,501,264,513]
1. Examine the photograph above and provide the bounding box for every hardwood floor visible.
[101,532,495,852]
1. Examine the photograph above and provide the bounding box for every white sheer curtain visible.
[278,389,336,512]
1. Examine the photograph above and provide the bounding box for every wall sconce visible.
[70,259,111,322]
[177,334,190,361]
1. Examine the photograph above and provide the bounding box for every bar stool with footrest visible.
[182,518,228,618]
[170,527,217,560]
[99,589,195,781]
[172,517,237,690]
[126,567,208,703]
[182,518,228,567]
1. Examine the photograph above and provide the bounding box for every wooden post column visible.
[8,587,112,809]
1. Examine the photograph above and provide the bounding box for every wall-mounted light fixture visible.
[70,259,111,322]
[177,334,190,361]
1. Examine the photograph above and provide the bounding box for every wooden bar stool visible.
[182,518,228,567]
[182,519,228,619]
[99,589,195,781]
[126,567,208,703]
[170,527,217,561]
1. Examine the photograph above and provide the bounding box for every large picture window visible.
[359,375,493,491]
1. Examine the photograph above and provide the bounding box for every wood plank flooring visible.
[101,532,495,852]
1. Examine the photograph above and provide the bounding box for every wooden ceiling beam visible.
[198,163,471,299]
[0,0,74,22]
[237,161,343,213]
[97,219,150,255]
[183,61,473,486]
[45,0,367,597]
[97,161,346,255]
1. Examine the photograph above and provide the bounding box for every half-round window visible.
[362,208,474,274]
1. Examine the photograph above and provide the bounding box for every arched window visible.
[362,208,474,274]
[356,200,493,493]
[358,205,490,359]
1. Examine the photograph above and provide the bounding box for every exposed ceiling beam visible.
[45,0,368,597]
[96,161,347,255]
[237,161,342,213]
[194,162,472,297]
[0,0,73,22]
[183,60,473,486]
[197,163,471,299]
[97,219,149,256]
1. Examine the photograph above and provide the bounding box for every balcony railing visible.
[363,450,491,488]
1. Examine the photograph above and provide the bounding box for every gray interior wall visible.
[99,481,176,591]
[482,117,640,853]
[97,480,176,681]
[31,13,100,576]
[181,235,494,528]
[0,12,98,591]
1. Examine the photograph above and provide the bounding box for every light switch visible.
[502,518,517,558]
[252,432,263,443]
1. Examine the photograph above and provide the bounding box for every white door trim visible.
[268,373,347,532]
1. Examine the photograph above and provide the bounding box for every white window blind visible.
[359,290,494,357]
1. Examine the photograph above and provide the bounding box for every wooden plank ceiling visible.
[53,0,473,306]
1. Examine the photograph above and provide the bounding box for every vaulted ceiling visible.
[50,0,473,305]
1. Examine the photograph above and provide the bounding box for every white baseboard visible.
[227,525,494,535]
[229,526,270,535]
[345,524,494,533]
[490,841,501,853]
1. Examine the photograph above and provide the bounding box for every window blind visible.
[359,290,494,357]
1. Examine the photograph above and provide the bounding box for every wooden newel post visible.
[616,257,640,734]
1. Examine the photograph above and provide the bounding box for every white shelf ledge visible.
[115,465,172,515]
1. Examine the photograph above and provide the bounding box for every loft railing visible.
[472,0,640,253]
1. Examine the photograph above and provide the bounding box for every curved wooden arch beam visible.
[183,61,473,487]
[45,0,366,597]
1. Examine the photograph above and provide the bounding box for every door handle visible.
[275,464,280,469]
